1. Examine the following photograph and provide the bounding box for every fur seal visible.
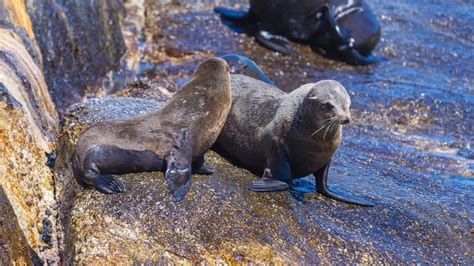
[214,74,374,206]
[72,58,232,201]
[221,54,275,86]
[215,0,381,65]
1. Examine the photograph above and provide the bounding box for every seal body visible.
[215,74,373,206]
[72,58,232,201]
[215,0,381,65]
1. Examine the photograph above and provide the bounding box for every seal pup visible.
[214,74,374,206]
[215,0,381,65]
[221,54,275,86]
[72,58,232,201]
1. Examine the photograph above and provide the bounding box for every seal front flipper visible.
[314,161,374,207]
[165,164,191,202]
[192,154,215,175]
[165,142,193,202]
[255,31,297,55]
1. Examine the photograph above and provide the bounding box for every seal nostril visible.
[342,117,351,124]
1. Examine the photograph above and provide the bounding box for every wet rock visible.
[0,85,60,264]
[0,186,33,265]
[0,29,58,149]
[0,0,130,116]
[0,1,142,264]
[0,6,60,262]
[25,0,127,115]
[55,95,472,264]
[115,78,176,101]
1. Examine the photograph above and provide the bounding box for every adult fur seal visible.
[221,54,275,86]
[72,58,232,201]
[214,74,374,206]
[215,0,381,65]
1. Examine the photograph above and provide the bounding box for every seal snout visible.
[340,116,351,125]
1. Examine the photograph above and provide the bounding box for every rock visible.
[115,78,176,101]
[0,0,138,264]
[0,86,59,264]
[55,95,472,264]
[0,186,34,265]
[0,29,58,150]
[25,0,127,115]
[0,5,60,263]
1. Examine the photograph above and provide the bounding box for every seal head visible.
[304,81,352,139]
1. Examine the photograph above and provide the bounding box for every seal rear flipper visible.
[192,154,215,175]
[255,31,297,55]
[314,162,375,207]
[214,7,256,34]
[94,175,125,194]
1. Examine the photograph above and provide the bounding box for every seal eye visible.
[322,102,334,111]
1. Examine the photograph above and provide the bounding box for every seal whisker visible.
[311,124,327,137]
[321,117,335,122]
[311,117,336,136]
[323,119,337,140]
[330,118,341,133]
[328,118,340,136]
